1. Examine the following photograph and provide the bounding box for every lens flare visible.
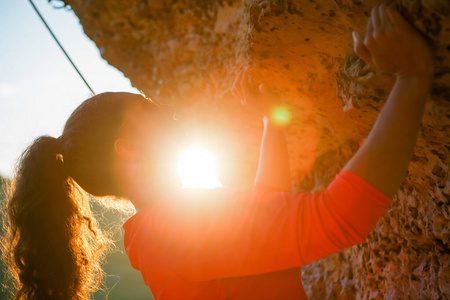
[272,106,291,126]
[177,145,222,189]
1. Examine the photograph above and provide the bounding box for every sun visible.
[177,145,222,189]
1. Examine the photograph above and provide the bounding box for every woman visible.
[2,4,433,300]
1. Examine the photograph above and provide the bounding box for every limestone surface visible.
[57,0,449,298]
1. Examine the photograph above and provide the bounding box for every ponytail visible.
[2,136,110,299]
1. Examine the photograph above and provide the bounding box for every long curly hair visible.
[1,92,148,299]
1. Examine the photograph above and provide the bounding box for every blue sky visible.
[0,0,139,178]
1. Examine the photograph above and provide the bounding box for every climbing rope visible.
[28,0,96,95]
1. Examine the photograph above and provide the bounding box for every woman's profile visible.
[1,4,434,300]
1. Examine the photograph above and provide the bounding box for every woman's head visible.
[60,92,162,197]
[1,92,173,299]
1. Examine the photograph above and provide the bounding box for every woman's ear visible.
[114,138,137,159]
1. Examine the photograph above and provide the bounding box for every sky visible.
[0,0,139,178]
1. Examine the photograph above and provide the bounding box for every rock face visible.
[59,0,449,298]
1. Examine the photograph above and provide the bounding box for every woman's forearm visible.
[255,117,291,191]
[344,75,432,198]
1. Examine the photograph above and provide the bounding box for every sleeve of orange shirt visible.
[293,170,391,265]
[154,170,391,282]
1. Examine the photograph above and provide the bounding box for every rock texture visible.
[57,0,449,298]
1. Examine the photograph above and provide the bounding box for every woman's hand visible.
[231,68,281,118]
[353,4,434,78]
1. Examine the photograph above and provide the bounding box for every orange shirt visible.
[123,170,391,299]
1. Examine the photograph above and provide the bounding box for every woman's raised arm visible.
[344,4,434,198]
[232,69,291,191]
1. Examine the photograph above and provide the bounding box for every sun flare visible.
[177,145,222,189]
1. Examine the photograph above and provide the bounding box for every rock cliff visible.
[58,0,449,298]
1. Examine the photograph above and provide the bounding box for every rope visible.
[28,0,96,95]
